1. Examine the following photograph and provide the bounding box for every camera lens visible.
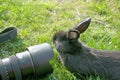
[0,43,54,80]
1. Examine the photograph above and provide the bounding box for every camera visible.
[0,43,54,80]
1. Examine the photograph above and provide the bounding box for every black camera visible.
[0,43,54,80]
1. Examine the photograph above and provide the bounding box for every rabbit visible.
[52,18,120,80]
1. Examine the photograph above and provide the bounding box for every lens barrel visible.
[0,43,54,80]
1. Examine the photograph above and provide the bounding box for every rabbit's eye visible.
[59,35,67,41]
[60,37,66,41]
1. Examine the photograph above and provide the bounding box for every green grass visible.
[0,0,120,80]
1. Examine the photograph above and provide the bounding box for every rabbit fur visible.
[52,18,120,80]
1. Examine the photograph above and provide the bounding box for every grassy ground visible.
[0,0,120,80]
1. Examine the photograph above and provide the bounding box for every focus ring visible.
[0,59,9,80]
[4,66,9,80]
[9,55,22,80]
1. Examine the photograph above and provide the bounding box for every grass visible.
[0,0,120,80]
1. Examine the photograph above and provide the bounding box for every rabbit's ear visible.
[67,29,80,40]
[74,18,91,33]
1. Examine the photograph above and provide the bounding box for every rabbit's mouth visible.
[58,50,72,54]
[56,46,73,54]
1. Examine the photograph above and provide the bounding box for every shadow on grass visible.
[0,36,26,58]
